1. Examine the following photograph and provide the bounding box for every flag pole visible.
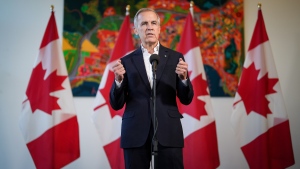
[257,3,261,10]
[190,1,194,18]
[126,5,130,16]
[50,5,54,12]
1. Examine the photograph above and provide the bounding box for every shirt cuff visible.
[181,79,188,86]
[115,80,122,88]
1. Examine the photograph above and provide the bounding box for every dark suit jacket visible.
[110,44,194,148]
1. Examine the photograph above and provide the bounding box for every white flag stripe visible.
[182,111,215,138]
[92,40,133,146]
[19,11,80,168]
[19,39,76,143]
[98,50,133,91]
[91,105,122,145]
[37,40,67,77]
[184,46,205,81]
[232,99,269,146]
[232,89,289,146]
[181,45,216,137]
[98,60,118,90]
[232,40,289,146]
[267,82,288,119]
[20,104,52,142]
[92,61,123,145]
[244,41,278,79]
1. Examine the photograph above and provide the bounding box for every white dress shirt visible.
[141,43,160,88]
[115,42,187,88]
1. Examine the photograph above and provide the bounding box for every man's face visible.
[134,11,160,46]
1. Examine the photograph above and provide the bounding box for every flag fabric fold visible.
[231,7,294,169]
[92,13,134,169]
[177,7,220,169]
[19,11,80,169]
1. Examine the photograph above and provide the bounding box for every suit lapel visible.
[156,45,169,84]
[131,45,170,90]
[132,47,152,91]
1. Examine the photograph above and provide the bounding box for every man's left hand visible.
[176,58,188,80]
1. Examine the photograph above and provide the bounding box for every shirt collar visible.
[141,42,160,54]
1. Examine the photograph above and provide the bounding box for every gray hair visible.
[133,8,160,28]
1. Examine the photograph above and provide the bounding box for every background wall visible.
[0,0,299,168]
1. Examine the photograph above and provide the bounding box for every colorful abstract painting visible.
[63,0,244,97]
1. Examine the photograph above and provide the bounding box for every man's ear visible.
[134,28,138,35]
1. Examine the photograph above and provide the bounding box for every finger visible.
[113,59,121,66]
[112,62,120,69]
[113,65,120,72]
[177,64,187,71]
[178,58,187,66]
[114,61,124,70]
[175,67,184,74]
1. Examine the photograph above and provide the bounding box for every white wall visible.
[0,0,299,168]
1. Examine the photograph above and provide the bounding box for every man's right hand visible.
[112,59,125,83]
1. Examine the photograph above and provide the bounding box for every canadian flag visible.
[231,7,295,169]
[92,12,134,169]
[19,11,80,169]
[176,6,220,169]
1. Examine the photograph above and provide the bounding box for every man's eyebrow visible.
[140,20,157,25]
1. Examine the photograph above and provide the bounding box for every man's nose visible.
[146,24,153,29]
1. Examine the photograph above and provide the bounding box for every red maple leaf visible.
[96,70,124,118]
[26,62,67,115]
[235,63,278,117]
[178,73,209,119]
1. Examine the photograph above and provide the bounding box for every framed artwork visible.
[63,0,244,97]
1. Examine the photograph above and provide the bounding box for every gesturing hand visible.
[112,60,126,83]
[176,58,188,80]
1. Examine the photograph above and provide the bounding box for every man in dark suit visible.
[110,8,194,169]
